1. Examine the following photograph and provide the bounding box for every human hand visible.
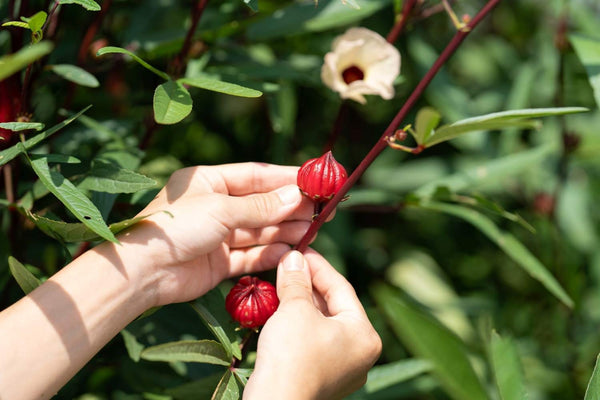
[244,250,382,400]
[109,163,315,307]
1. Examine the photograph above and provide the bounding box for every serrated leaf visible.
[78,160,156,194]
[49,64,99,87]
[153,81,193,125]
[28,157,117,243]
[413,107,441,145]
[212,370,240,400]
[8,256,41,295]
[141,340,230,366]
[178,76,262,98]
[490,331,528,400]
[0,105,91,167]
[371,283,488,400]
[0,122,44,131]
[121,329,145,362]
[96,46,170,80]
[424,107,588,147]
[191,289,243,360]
[418,202,573,308]
[570,34,600,110]
[585,354,600,400]
[26,212,152,242]
[57,0,101,11]
[0,41,54,81]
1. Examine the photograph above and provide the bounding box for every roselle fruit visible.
[0,78,20,148]
[297,151,348,202]
[225,276,279,329]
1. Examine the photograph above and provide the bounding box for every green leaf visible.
[21,11,47,33]
[414,145,555,199]
[424,107,588,147]
[570,34,600,110]
[242,0,258,12]
[585,354,600,400]
[0,105,91,167]
[178,76,262,98]
[8,256,42,295]
[233,368,252,387]
[371,283,488,400]
[28,157,117,243]
[0,41,54,81]
[413,107,441,145]
[490,331,528,400]
[0,122,44,132]
[417,202,573,308]
[57,0,101,11]
[364,359,433,393]
[78,160,156,194]
[30,153,81,164]
[2,21,30,29]
[212,370,240,400]
[165,373,223,399]
[191,289,243,360]
[121,329,145,362]
[48,64,99,87]
[153,81,193,125]
[247,0,390,40]
[140,340,230,366]
[96,46,170,80]
[26,212,152,242]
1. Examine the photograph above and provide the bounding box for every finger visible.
[221,185,305,229]
[304,249,366,318]
[228,221,312,248]
[203,163,300,195]
[228,243,292,277]
[276,250,313,304]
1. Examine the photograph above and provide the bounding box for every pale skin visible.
[0,162,381,400]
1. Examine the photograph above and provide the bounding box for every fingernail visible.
[276,185,300,205]
[283,250,304,271]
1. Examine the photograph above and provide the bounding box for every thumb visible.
[276,250,313,304]
[224,184,302,229]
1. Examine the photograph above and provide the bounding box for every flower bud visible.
[225,276,279,329]
[297,151,348,202]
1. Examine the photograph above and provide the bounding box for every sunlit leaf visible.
[424,107,588,147]
[0,106,90,166]
[372,283,488,400]
[212,370,240,400]
[413,107,441,145]
[585,354,600,400]
[364,359,433,393]
[178,76,262,98]
[0,122,44,131]
[48,64,99,87]
[28,157,117,243]
[121,329,145,362]
[8,256,41,295]
[153,81,193,125]
[417,202,573,308]
[0,41,54,81]
[140,340,230,366]
[57,0,101,11]
[78,160,157,194]
[490,331,528,400]
[570,34,600,110]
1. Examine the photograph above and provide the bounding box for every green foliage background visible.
[2,0,600,398]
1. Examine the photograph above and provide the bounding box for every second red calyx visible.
[225,276,279,329]
[297,151,348,202]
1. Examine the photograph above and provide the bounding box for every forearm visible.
[0,240,157,400]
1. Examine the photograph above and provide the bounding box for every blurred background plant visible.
[1,0,600,399]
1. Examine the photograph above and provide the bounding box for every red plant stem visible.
[170,0,209,77]
[295,0,502,252]
[386,0,419,43]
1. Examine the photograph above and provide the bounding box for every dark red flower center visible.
[342,65,364,84]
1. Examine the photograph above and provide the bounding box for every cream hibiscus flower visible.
[321,27,401,104]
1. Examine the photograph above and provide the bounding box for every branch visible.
[169,0,209,77]
[386,0,419,44]
[295,0,502,252]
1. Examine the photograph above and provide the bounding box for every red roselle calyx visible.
[297,151,348,202]
[0,78,20,148]
[225,276,279,329]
